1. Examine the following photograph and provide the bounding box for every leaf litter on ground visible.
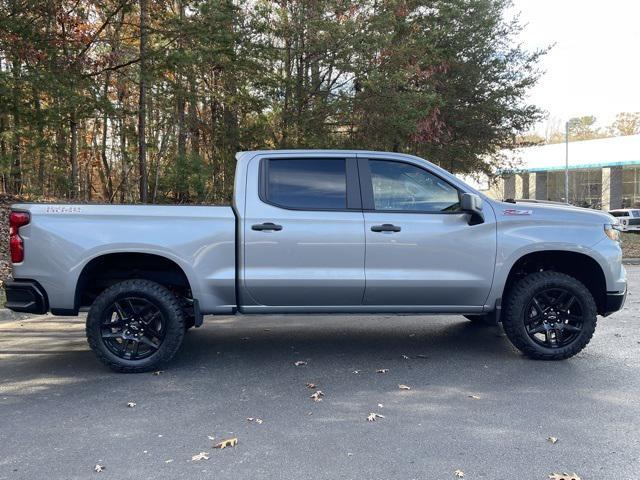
[215,438,238,449]
[191,452,210,461]
[310,390,324,402]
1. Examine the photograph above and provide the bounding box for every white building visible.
[479,134,640,211]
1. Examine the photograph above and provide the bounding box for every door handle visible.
[252,222,283,231]
[371,224,401,233]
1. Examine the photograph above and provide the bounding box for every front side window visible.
[265,159,347,209]
[369,160,460,212]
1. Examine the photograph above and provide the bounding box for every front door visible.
[243,155,365,307]
[359,157,497,308]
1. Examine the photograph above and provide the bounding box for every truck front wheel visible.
[502,271,597,360]
[86,279,186,373]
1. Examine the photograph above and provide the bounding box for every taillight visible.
[9,211,30,263]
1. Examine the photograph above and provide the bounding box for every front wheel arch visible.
[502,250,607,315]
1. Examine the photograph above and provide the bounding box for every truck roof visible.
[235,149,427,163]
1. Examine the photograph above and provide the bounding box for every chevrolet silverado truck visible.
[5,150,627,372]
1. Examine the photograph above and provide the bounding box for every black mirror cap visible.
[461,193,485,225]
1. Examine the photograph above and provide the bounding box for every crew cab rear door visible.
[241,153,365,308]
[358,155,497,309]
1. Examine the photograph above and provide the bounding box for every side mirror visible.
[460,193,484,225]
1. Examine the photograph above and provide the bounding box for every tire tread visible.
[502,271,597,360]
[86,279,185,373]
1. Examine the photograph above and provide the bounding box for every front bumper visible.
[5,280,48,314]
[603,289,627,316]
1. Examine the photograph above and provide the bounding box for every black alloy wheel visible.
[523,288,584,348]
[100,297,167,361]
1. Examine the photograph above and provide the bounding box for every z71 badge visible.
[503,209,533,216]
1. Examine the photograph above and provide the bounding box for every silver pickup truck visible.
[5,150,627,372]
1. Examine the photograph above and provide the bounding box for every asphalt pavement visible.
[1,268,639,480]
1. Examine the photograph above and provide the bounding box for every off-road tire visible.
[86,279,186,373]
[502,271,597,360]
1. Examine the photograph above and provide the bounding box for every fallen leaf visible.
[94,464,105,473]
[402,354,409,359]
[398,384,411,390]
[192,452,210,461]
[306,383,317,389]
[165,459,173,464]
[247,417,263,424]
[547,436,558,444]
[310,390,324,402]
[367,412,385,422]
[152,370,164,376]
[376,369,389,374]
[468,394,481,400]
[294,361,307,367]
[215,438,238,449]
[454,469,464,478]
[127,402,137,408]
[548,474,581,480]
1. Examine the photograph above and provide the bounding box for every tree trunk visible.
[138,0,149,203]
[10,58,22,194]
[175,0,187,202]
[100,73,114,200]
[188,76,200,158]
[0,114,7,194]
[176,91,186,201]
[69,112,78,199]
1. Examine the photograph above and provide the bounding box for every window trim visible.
[258,157,362,212]
[357,157,463,214]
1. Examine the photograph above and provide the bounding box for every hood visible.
[490,199,615,224]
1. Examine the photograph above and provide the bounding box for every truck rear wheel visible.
[502,271,597,360]
[86,279,185,373]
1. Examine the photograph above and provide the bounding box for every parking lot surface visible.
[1,268,639,479]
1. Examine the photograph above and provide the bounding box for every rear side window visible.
[264,159,347,210]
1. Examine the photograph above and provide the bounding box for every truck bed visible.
[10,203,237,314]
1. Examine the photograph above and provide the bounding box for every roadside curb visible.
[623,258,640,265]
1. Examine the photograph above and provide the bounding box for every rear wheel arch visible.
[75,252,195,311]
